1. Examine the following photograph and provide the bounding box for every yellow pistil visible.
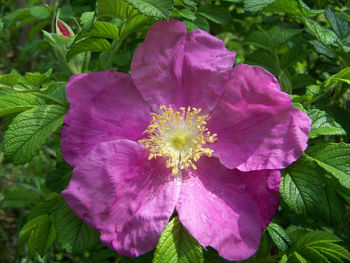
[138,105,217,175]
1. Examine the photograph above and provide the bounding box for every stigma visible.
[139,105,217,175]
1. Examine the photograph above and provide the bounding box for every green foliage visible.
[3,105,66,164]
[1,0,350,262]
[285,231,350,262]
[54,200,100,254]
[266,223,293,252]
[19,214,56,256]
[153,216,204,263]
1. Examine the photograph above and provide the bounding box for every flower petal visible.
[131,20,235,113]
[176,157,280,261]
[61,70,151,166]
[208,64,311,171]
[62,140,181,257]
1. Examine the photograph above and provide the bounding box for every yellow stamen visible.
[138,105,217,175]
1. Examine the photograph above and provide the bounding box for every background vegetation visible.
[1,0,350,262]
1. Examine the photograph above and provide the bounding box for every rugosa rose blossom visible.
[61,20,311,261]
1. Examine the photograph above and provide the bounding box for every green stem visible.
[105,12,133,69]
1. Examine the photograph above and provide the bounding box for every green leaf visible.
[280,44,308,68]
[3,187,41,208]
[80,11,95,31]
[153,216,204,263]
[0,93,45,117]
[30,6,50,20]
[245,26,301,50]
[19,214,56,256]
[172,8,196,21]
[97,0,152,34]
[290,231,350,263]
[54,200,100,254]
[281,155,324,214]
[67,38,111,61]
[310,40,336,58]
[306,143,350,190]
[324,67,350,90]
[197,4,232,25]
[325,8,348,40]
[3,105,66,164]
[266,223,293,251]
[27,195,63,220]
[0,73,19,86]
[46,167,72,193]
[319,185,346,226]
[308,109,346,139]
[245,50,278,74]
[24,72,49,87]
[77,21,120,41]
[306,19,339,46]
[125,0,174,19]
[244,0,275,12]
[292,74,315,90]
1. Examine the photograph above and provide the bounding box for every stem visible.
[105,11,133,69]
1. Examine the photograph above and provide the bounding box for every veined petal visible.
[208,64,311,171]
[176,157,280,261]
[61,70,151,166]
[131,19,235,114]
[62,140,181,257]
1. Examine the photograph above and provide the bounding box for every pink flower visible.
[56,19,72,38]
[61,20,311,261]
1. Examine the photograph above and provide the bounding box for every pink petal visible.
[61,70,151,166]
[131,19,235,113]
[208,64,311,171]
[176,157,280,261]
[62,140,181,257]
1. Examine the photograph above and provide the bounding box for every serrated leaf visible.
[3,187,41,208]
[46,167,72,193]
[280,44,308,68]
[197,4,232,24]
[0,93,45,117]
[310,40,336,58]
[24,72,49,87]
[27,195,63,220]
[281,155,324,214]
[266,223,293,252]
[306,143,350,190]
[306,19,339,46]
[80,11,95,31]
[125,0,174,19]
[97,0,152,34]
[291,231,350,263]
[19,214,56,256]
[308,109,346,138]
[153,216,203,263]
[3,105,66,164]
[325,8,348,40]
[319,185,346,226]
[245,26,301,50]
[172,8,196,21]
[76,21,120,41]
[324,67,350,90]
[244,0,275,12]
[0,73,19,86]
[301,247,331,263]
[245,50,278,74]
[67,38,111,61]
[292,74,315,90]
[54,200,100,254]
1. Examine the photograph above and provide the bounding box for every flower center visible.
[139,105,217,175]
